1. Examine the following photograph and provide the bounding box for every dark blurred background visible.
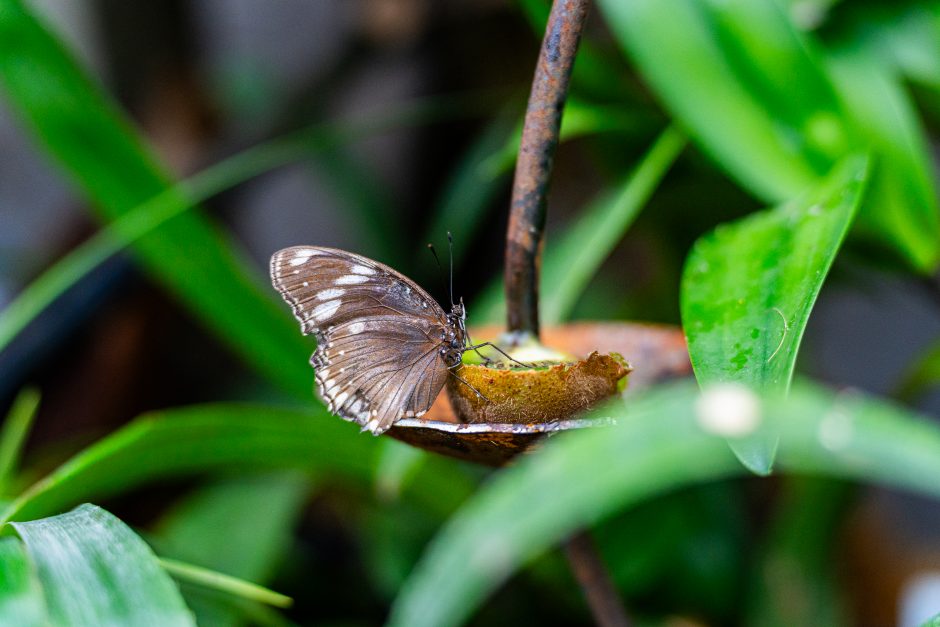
[3,1,940,625]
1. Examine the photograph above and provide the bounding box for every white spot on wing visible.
[334,391,349,407]
[336,275,369,285]
[318,288,345,300]
[351,264,375,275]
[347,322,366,335]
[289,256,309,266]
[695,383,761,437]
[311,299,341,321]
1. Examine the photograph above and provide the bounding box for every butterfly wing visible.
[271,246,450,434]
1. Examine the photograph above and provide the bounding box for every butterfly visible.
[270,246,473,435]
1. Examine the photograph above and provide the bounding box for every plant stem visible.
[564,530,632,627]
[505,0,591,337]
[502,1,631,623]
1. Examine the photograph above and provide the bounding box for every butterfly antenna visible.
[427,243,449,302]
[447,232,455,308]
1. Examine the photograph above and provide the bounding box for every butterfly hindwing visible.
[271,246,451,434]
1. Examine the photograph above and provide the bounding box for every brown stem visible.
[505,0,590,337]
[564,530,632,627]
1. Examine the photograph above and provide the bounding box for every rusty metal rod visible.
[505,0,590,337]
[564,530,632,627]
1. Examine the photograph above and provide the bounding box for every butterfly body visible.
[270,246,466,434]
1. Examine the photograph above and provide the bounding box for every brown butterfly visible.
[270,246,473,435]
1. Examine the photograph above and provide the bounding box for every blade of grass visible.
[0,536,47,626]
[9,504,195,626]
[542,125,685,323]
[0,403,476,525]
[895,339,940,404]
[0,0,318,396]
[387,379,940,627]
[0,387,40,492]
[423,110,518,265]
[0,92,493,385]
[152,472,309,627]
[471,126,683,324]
[159,558,292,609]
[681,155,868,473]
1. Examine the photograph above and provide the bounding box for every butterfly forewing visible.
[271,246,451,434]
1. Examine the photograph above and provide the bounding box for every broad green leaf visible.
[388,380,940,627]
[681,156,868,473]
[598,0,940,271]
[0,536,46,626]
[0,0,310,396]
[1,404,475,525]
[472,126,682,324]
[9,504,194,626]
[0,387,40,492]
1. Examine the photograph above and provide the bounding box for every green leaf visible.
[9,504,195,626]
[423,111,517,266]
[158,558,292,609]
[826,45,940,271]
[681,156,868,473]
[0,536,47,626]
[0,0,310,396]
[1,404,475,525]
[472,126,682,324]
[598,0,939,271]
[156,473,309,585]
[388,379,940,627]
[923,612,940,627]
[895,339,940,403]
[541,126,685,323]
[745,477,853,626]
[153,473,309,625]
[0,387,40,492]
[0,93,483,374]
[598,0,832,200]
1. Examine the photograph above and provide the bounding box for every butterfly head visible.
[440,299,468,368]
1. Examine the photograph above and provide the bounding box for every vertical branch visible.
[505,0,591,337]
[564,531,632,627]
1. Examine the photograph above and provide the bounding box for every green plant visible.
[1,0,940,625]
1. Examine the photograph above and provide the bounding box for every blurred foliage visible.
[0,0,939,625]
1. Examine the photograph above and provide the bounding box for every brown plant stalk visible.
[503,1,632,625]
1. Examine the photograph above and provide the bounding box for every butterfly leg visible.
[464,341,533,369]
[448,367,491,403]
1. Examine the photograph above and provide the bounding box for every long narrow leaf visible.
[542,126,685,323]
[598,0,939,271]
[10,504,195,626]
[388,379,940,627]
[472,126,682,324]
[0,387,40,491]
[0,0,309,396]
[1,404,476,525]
